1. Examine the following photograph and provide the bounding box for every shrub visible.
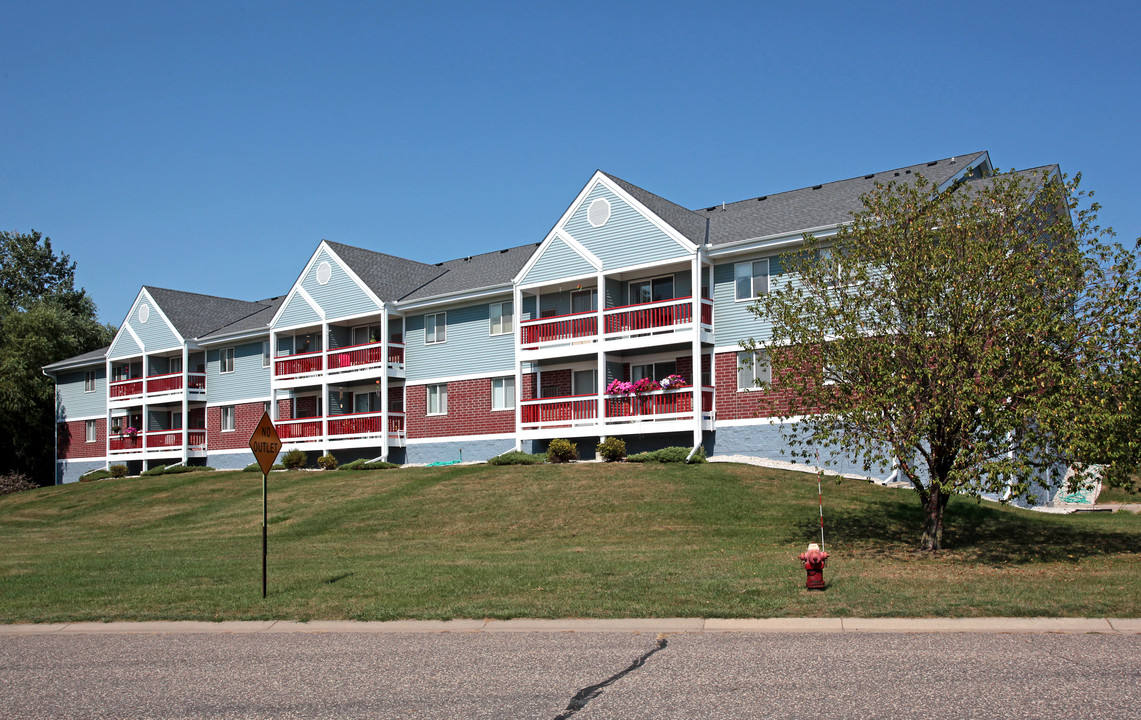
[488,451,546,466]
[627,446,706,464]
[317,453,339,471]
[243,463,286,472]
[109,465,128,478]
[547,439,577,463]
[78,469,113,483]
[143,465,216,477]
[0,472,38,496]
[339,459,401,471]
[282,448,307,470]
[596,437,627,462]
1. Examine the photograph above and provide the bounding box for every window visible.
[85,420,96,443]
[491,377,515,410]
[170,412,182,430]
[540,308,557,318]
[352,325,381,345]
[426,384,448,415]
[84,371,96,393]
[573,369,596,395]
[220,348,235,374]
[630,276,674,305]
[737,350,770,391]
[170,356,182,374]
[221,406,236,431]
[262,341,270,368]
[489,301,513,335]
[631,361,677,383]
[735,259,769,301]
[425,313,446,344]
[570,289,596,314]
[112,365,130,382]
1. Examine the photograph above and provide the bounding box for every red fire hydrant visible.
[799,543,829,590]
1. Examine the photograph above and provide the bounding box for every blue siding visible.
[130,298,181,350]
[303,248,381,322]
[207,342,271,404]
[55,369,107,420]
[713,255,786,346]
[108,328,142,359]
[563,184,691,271]
[276,292,322,329]
[405,300,515,381]
[523,236,596,285]
[615,271,691,305]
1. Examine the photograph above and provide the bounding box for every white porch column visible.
[181,344,189,465]
[321,320,329,454]
[596,271,606,436]
[691,248,703,450]
[513,284,524,452]
[105,356,113,470]
[380,309,390,462]
[141,351,148,457]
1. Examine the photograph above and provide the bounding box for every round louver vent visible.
[139,303,150,323]
[316,261,332,285]
[588,198,611,228]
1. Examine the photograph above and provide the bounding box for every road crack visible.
[553,638,667,719]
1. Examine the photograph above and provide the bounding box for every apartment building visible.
[45,151,1004,483]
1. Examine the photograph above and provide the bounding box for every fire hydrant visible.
[799,543,829,590]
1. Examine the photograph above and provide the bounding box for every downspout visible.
[181,344,189,466]
[512,283,524,453]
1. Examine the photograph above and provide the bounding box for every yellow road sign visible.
[249,412,282,476]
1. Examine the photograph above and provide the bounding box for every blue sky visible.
[3,1,1138,323]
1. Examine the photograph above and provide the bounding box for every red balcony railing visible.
[520,394,598,428]
[144,429,207,448]
[605,387,696,419]
[145,372,182,393]
[520,311,597,346]
[109,379,144,399]
[108,434,142,452]
[388,343,404,365]
[700,298,713,327]
[327,343,385,372]
[604,297,693,336]
[326,411,407,437]
[275,351,323,378]
[276,418,321,439]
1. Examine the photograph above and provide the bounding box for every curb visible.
[2,618,1138,636]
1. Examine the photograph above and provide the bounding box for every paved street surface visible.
[1,623,1138,719]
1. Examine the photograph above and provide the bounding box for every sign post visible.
[249,412,282,599]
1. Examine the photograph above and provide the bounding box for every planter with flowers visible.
[604,375,689,418]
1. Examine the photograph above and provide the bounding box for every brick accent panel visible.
[277,398,294,419]
[407,378,516,439]
[57,418,107,459]
[208,402,268,450]
[715,351,820,420]
[296,396,318,418]
[521,373,537,401]
[536,368,572,398]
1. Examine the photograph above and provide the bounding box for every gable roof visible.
[143,287,277,340]
[42,345,111,373]
[401,242,541,301]
[323,240,446,303]
[199,296,286,341]
[601,172,708,245]
[702,151,989,245]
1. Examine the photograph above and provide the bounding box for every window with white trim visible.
[262,341,270,368]
[573,369,596,395]
[631,361,677,383]
[489,301,513,336]
[737,350,770,391]
[491,377,515,410]
[221,405,236,431]
[425,313,446,344]
[629,276,674,304]
[426,384,448,415]
[220,348,235,374]
[84,371,96,393]
[85,420,97,443]
[735,259,769,301]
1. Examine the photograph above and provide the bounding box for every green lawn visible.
[1,463,1138,623]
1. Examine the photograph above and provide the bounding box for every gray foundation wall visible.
[56,459,107,485]
[405,438,516,465]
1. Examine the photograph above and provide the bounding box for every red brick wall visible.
[57,418,107,459]
[207,402,267,450]
[277,398,294,419]
[714,351,819,420]
[407,378,516,439]
[536,368,572,397]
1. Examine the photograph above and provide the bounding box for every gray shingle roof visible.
[43,345,111,372]
[601,172,708,245]
[143,287,277,340]
[198,296,286,341]
[323,241,446,303]
[400,243,541,301]
[702,152,989,245]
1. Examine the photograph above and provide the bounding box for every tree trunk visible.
[920,485,951,551]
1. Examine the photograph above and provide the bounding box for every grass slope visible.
[1,463,1138,622]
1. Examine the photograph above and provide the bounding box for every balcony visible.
[109,373,207,403]
[519,297,713,355]
[274,350,323,380]
[108,430,207,455]
[519,387,715,434]
[275,344,405,382]
[275,412,407,444]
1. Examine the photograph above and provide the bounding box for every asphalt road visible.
[2,631,1137,719]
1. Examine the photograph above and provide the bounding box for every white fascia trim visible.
[594,173,698,253]
[198,329,271,346]
[935,152,992,193]
[109,322,146,360]
[396,284,513,312]
[514,173,614,284]
[406,370,511,387]
[517,271,600,293]
[604,255,696,278]
[320,243,386,311]
[269,242,332,328]
[139,288,186,347]
[513,230,602,286]
[406,432,516,444]
[705,225,841,259]
[206,396,272,408]
[58,413,108,422]
[43,356,108,373]
[715,415,809,427]
[557,231,603,270]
